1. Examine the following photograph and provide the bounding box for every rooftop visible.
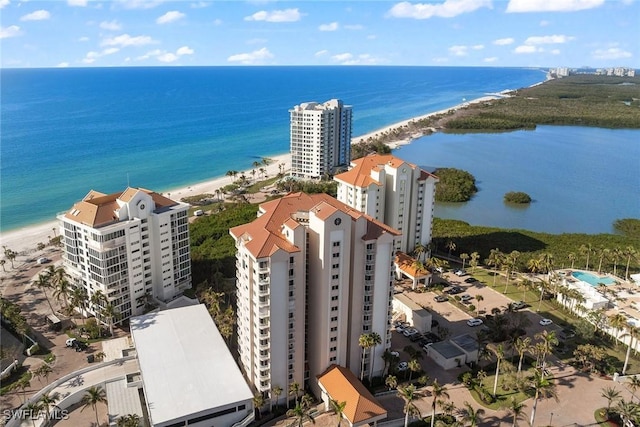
[450,334,479,353]
[131,304,253,426]
[429,340,465,359]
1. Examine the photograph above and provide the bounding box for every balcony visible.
[259,341,270,351]
[258,298,270,308]
[258,285,270,297]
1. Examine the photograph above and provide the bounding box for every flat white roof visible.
[131,304,253,426]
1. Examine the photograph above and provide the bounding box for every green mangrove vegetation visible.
[434,168,478,202]
[614,218,640,239]
[504,191,532,204]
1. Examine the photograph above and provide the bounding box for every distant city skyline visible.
[1,0,638,68]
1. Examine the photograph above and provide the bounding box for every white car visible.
[37,257,50,264]
[395,325,406,333]
[460,294,473,302]
[403,328,419,337]
[539,318,553,326]
[397,362,409,371]
[467,318,484,327]
[455,269,467,276]
[390,351,400,358]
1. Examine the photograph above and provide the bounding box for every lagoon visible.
[395,125,640,234]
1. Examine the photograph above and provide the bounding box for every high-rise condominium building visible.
[290,99,352,180]
[334,154,439,255]
[58,187,191,322]
[229,192,399,399]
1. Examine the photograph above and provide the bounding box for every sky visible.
[0,0,638,68]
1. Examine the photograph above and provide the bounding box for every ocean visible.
[3,66,633,235]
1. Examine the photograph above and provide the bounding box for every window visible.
[330,337,337,342]
[332,274,339,280]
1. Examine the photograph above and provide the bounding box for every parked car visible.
[37,257,50,265]
[539,318,553,326]
[423,332,441,343]
[409,333,423,342]
[66,338,87,352]
[434,295,449,303]
[510,301,527,310]
[460,294,473,302]
[403,328,419,337]
[467,318,484,327]
[446,286,464,295]
[397,361,409,371]
[560,329,576,339]
[464,277,477,283]
[395,324,406,333]
[455,269,467,276]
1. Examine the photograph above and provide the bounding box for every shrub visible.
[504,191,532,204]
[434,168,477,202]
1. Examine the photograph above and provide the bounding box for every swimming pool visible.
[572,271,617,286]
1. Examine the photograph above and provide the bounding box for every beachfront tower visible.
[334,154,439,255]
[290,99,352,180]
[57,187,191,324]
[230,192,399,401]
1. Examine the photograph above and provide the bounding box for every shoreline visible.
[0,87,536,254]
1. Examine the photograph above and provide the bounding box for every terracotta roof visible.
[229,193,399,259]
[317,365,387,425]
[335,153,437,187]
[395,252,429,278]
[64,187,179,228]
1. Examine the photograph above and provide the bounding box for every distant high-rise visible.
[334,154,439,255]
[58,187,191,323]
[290,99,352,180]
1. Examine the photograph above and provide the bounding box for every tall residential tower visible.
[334,154,439,255]
[230,193,399,399]
[290,99,352,180]
[58,187,191,323]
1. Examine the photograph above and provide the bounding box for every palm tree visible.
[491,344,505,396]
[601,386,622,418]
[287,402,316,427]
[460,253,469,270]
[568,252,577,269]
[446,240,456,257]
[611,247,623,277]
[609,313,628,346]
[430,380,449,427]
[624,246,637,280]
[487,248,503,287]
[330,399,347,427]
[505,397,525,427]
[3,246,17,269]
[116,414,141,427]
[253,393,265,419]
[91,289,106,319]
[101,303,120,337]
[33,364,53,385]
[289,382,301,407]
[528,370,558,426]
[50,266,71,311]
[580,243,593,270]
[597,247,609,274]
[385,375,398,390]
[459,401,484,427]
[517,279,531,302]
[39,391,61,422]
[408,359,421,382]
[359,333,374,381]
[271,385,283,410]
[70,286,88,325]
[34,273,55,314]
[81,386,108,427]
[368,332,382,382]
[627,376,640,402]
[0,259,6,272]
[534,330,558,376]
[470,252,480,273]
[614,399,640,426]
[513,337,531,374]
[23,401,42,427]
[623,325,640,375]
[413,243,426,262]
[398,385,421,427]
[475,294,484,316]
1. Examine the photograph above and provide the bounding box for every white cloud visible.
[331,52,353,62]
[227,47,274,64]
[330,52,382,65]
[388,0,492,19]
[315,49,329,57]
[157,11,185,24]
[82,47,120,63]
[158,53,178,63]
[449,45,468,56]
[213,19,223,26]
[367,34,377,40]
[244,8,302,22]
[176,46,194,55]
[524,34,574,45]
[319,22,339,31]
[101,33,157,47]
[344,24,364,30]
[137,49,163,60]
[493,37,514,45]
[550,49,561,55]
[103,47,120,55]
[0,0,9,9]
[540,20,550,26]
[506,0,604,12]
[0,25,21,39]
[246,38,267,45]
[514,45,539,54]
[190,1,208,8]
[432,57,449,63]
[57,62,70,67]
[100,20,122,31]
[484,56,498,62]
[78,36,90,42]
[21,10,51,21]
[68,0,88,6]
[472,44,484,50]
[592,47,632,60]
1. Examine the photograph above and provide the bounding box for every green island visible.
[504,191,532,204]
[434,168,478,202]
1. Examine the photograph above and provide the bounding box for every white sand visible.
[0,95,501,255]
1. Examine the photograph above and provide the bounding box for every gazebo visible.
[394,251,430,289]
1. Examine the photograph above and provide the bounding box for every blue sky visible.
[1,0,638,68]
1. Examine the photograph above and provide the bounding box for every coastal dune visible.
[0,94,499,255]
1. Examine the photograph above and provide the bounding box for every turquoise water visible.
[0,66,546,232]
[572,271,617,286]
[396,125,640,234]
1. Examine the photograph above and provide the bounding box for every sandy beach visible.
[0,94,502,255]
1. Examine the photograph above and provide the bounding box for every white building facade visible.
[58,187,191,322]
[334,154,439,254]
[230,193,399,399]
[290,99,352,180]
